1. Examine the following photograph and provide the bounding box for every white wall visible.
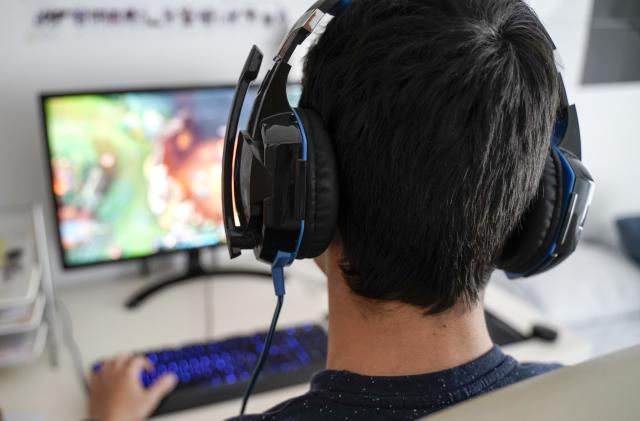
[0,0,637,286]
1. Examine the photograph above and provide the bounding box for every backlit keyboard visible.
[92,324,327,416]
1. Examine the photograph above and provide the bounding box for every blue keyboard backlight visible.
[93,324,328,395]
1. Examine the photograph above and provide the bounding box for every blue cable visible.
[239,260,287,416]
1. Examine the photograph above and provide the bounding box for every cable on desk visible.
[55,298,90,395]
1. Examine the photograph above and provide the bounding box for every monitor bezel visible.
[39,84,246,270]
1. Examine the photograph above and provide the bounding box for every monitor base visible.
[125,250,271,309]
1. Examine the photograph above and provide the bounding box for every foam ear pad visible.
[497,149,565,274]
[293,108,339,259]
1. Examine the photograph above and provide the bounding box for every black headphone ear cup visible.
[497,149,564,274]
[294,108,339,259]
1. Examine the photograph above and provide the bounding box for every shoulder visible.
[496,359,563,387]
[514,361,563,377]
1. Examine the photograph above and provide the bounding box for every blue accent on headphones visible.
[523,117,577,276]
[552,117,568,146]
[519,144,577,277]
[276,108,310,265]
[292,108,309,161]
[555,146,577,219]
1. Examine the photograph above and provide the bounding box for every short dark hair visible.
[300,0,559,313]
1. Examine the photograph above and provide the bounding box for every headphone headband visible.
[276,0,350,63]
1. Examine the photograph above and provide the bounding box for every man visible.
[89,0,563,419]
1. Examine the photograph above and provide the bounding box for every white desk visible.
[0,261,592,420]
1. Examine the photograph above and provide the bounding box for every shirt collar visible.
[310,346,516,398]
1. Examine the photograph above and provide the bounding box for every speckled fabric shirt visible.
[228,346,561,421]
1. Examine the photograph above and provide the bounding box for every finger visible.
[127,355,153,374]
[99,360,116,376]
[113,354,130,370]
[101,359,115,372]
[88,370,105,393]
[141,356,154,371]
[146,373,178,403]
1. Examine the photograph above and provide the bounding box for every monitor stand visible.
[125,249,272,309]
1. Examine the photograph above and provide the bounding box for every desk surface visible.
[0,261,592,420]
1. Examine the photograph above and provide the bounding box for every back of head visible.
[300,0,560,313]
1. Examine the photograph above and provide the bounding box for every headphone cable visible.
[239,264,286,416]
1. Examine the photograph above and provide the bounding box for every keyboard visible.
[92,324,327,416]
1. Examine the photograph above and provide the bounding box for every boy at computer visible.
[88,0,582,419]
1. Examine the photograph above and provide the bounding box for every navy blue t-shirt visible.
[229,346,560,421]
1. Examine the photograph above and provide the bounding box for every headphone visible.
[224,0,595,413]
[223,0,595,279]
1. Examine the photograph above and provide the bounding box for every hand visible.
[89,355,178,421]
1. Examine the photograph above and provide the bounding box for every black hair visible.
[300,0,559,314]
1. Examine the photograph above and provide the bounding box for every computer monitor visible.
[41,85,302,269]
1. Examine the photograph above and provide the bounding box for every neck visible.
[325,266,493,376]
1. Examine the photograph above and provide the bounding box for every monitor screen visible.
[42,85,302,268]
